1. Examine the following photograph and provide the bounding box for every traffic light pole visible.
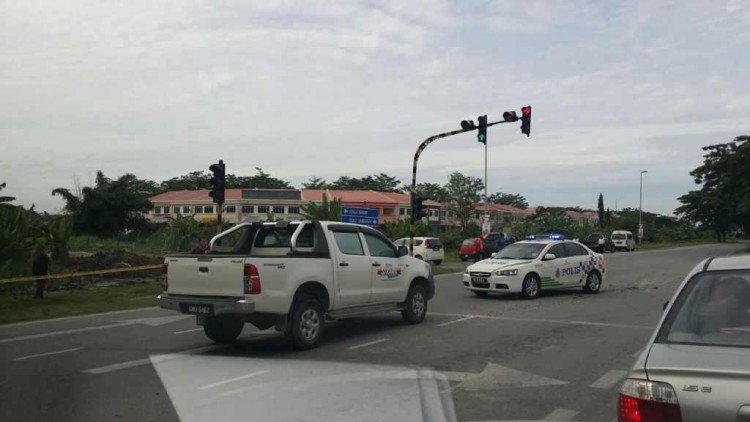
[216,205,223,235]
[409,120,511,256]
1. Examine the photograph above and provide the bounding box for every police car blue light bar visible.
[525,233,566,240]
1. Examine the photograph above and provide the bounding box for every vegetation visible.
[0,182,16,206]
[487,192,528,209]
[379,219,432,240]
[301,196,342,221]
[676,135,749,241]
[0,282,162,324]
[304,173,402,192]
[160,168,293,191]
[444,172,484,232]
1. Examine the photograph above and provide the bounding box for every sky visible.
[2,0,749,215]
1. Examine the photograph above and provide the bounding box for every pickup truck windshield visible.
[496,243,546,260]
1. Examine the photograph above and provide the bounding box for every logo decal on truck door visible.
[376,264,402,280]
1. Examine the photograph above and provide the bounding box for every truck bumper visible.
[157,293,256,316]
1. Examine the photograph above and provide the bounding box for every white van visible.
[611,230,635,252]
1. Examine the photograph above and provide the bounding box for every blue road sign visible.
[341,207,379,227]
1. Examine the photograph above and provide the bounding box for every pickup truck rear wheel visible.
[288,296,325,350]
[402,284,427,324]
[203,317,244,344]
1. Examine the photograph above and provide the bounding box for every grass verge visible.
[0,282,162,324]
[632,241,728,251]
[432,266,462,276]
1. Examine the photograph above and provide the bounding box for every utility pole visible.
[639,170,648,243]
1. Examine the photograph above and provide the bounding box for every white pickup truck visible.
[158,220,435,350]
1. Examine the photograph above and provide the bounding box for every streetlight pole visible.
[639,170,648,243]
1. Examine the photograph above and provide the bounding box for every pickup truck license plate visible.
[180,303,214,315]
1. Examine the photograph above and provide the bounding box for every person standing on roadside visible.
[473,237,484,262]
[31,244,50,299]
[191,236,209,255]
[495,231,506,253]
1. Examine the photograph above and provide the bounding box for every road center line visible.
[429,312,653,330]
[543,408,579,421]
[82,345,221,375]
[174,328,203,335]
[436,316,476,327]
[0,321,134,345]
[348,338,389,350]
[590,369,628,389]
[199,370,270,390]
[13,346,84,361]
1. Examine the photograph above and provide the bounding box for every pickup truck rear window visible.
[254,225,314,248]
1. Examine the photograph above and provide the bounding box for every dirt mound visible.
[66,249,163,273]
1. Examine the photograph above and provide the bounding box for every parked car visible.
[619,254,750,421]
[481,232,517,258]
[582,233,615,253]
[393,237,445,265]
[611,230,635,251]
[459,238,483,261]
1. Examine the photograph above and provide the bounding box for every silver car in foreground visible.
[619,254,750,421]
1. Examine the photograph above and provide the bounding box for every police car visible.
[463,234,606,299]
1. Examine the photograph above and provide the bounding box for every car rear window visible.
[254,224,314,248]
[657,270,750,348]
[426,238,442,247]
[462,240,474,246]
[611,233,626,240]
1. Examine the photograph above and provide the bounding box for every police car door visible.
[562,242,590,287]
[540,243,568,289]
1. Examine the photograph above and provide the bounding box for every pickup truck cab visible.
[158,220,434,350]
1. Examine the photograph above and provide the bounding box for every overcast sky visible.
[2,0,749,215]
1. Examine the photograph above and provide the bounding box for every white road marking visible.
[0,321,133,345]
[0,315,190,345]
[13,346,84,361]
[436,316,476,327]
[442,362,567,389]
[174,328,203,335]
[543,408,579,421]
[82,345,220,374]
[199,370,270,390]
[0,307,160,328]
[590,369,628,389]
[429,312,653,330]
[348,338,389,350]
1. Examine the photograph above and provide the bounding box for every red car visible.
[459,238,484,261]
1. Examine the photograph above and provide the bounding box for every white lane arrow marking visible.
[442,362,568,389]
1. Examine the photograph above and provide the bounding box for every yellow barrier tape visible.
[0,264,163,284]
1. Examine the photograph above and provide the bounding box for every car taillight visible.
[243,264,261,295]
[162,263,168,291]
[618,379,682,422]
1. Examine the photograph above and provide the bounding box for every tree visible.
[444,172,484,232]
[328,173,401,192]
[487,192,528,209]
[676,135,750,241]
[0,182,15,206]
[301,196,342,221]
[46,215,73,263]
[597,193,604,229]
[159,168,293,191]
[302,176,328,189]
[53,171,153,237]
[379,219,431,240]
[409,183,448,203]
[159,171,211,192]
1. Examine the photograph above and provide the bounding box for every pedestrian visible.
[495,231,506,253]
[473,237,483,262]
[191,236,209,255]
[31,244,50,299]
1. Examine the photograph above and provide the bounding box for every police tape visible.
[0,264,163,284]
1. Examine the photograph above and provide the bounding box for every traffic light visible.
[208,160,226,204]
[411,193,427,223]
[477,115,487,144]
[503,111,519,122]
[460,120,476,131]
[520,105,531,137]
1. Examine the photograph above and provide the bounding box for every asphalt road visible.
[1,243,746,422]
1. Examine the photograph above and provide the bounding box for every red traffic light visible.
[503,111,519,122]
[521,106,531,116]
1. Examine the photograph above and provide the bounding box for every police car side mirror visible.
[543,253,556,261]
[398,245,409,257]
[662,301,669,311]
[490,252,497,258]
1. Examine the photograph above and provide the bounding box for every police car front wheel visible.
[520,274,540,299]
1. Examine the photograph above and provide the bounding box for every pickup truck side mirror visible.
[543,253,556,261]
[397,245,409,257]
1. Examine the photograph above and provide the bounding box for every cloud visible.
[0,0,748,216]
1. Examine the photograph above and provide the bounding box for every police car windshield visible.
[496,243,546,260]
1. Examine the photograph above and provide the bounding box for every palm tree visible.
[0,182,16,207]
[301,196,342,221]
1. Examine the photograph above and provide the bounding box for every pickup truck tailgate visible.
[166,256,244,297]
